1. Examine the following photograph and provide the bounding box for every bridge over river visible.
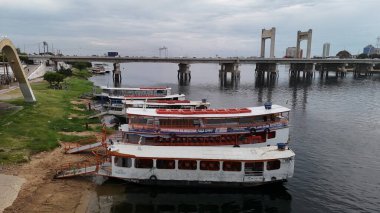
[29,55,380,83]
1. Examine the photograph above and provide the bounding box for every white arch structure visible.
[0,38,36,102]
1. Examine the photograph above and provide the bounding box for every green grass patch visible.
[0,76,99,164]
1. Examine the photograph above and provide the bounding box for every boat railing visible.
[129,120,288,132]
[54,155,110,178]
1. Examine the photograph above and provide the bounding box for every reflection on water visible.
[92,181,292,213]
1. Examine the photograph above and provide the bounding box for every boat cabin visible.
[123,105,289,144]
[109,144,295,187]
[100,86,172,97]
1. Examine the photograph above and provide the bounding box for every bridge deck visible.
[28,55,380,65]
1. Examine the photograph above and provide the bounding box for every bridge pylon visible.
[296,29,312,59]
[260,27,276,58]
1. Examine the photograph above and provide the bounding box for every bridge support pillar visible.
[53,61,58,71]
[354,63,374,77]
[177,63,191,82]
[113,63,122,86]
[219,63,240,87]
[317,63,351,78]
[289,63,314,78]
[255,63,278,80]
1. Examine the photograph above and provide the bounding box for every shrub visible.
[43,72,65,89]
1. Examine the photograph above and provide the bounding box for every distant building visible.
[363,45,380,55]
[322,43,330,58]
[285,47,297,58]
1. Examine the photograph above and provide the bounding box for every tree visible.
[336,50,352,59]
[43,72,64,89]
[357,53,369,59]
[57,66,72,77]
[68,62,92,70]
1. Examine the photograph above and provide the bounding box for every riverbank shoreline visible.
[0,74,102,212]
[1,148,96,213]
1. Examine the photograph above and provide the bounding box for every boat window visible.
[146,119,154,125]
[131,117,148,124]
[135,158,153,168]
[255,132,267,142]
[193,119,201,126]
[114,157,132,168]
[267,131,276,139]
[239,117,253,124]
[156,159,175,169]
[200,161,220,171]
[267,160,281,170]
[156,90,166,95]
[159,119,169,126]
[178,160,197,170]
[223,161,242,172]
[245,162,264,172]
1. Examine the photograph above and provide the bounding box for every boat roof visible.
[100,86,171,91]
[122,100,210,106]
[108,94,186,99]
[127,104,290,118]
[109,144,295,161]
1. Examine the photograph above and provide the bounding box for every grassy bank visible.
[0,75,99,164]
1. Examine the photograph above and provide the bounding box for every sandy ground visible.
[0,148,97,213]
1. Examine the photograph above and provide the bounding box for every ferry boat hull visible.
[118,178,288,188]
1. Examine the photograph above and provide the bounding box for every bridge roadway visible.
[28,55,380,65]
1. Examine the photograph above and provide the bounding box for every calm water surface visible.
[89,64,380,213]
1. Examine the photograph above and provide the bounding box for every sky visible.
[1,0,379,57]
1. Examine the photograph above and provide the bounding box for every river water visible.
[89,63,380,213]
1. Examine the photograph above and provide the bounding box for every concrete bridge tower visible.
[289,29,314,78]
[296,29,312,59]
[260,27,276,58]
[256,27,278,82]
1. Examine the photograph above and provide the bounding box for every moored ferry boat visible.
[92,64,107,74]
[120,104,290,147]
[108,143,295,187]
[95,86,186,104]
[103,99,210,116]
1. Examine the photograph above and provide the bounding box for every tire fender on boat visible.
[264,128,270,134]
[149,175,158,181]
[250,128,256,135]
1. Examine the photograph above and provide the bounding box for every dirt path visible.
[1,148,97,213]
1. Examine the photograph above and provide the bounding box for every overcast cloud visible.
[1,0,379,57]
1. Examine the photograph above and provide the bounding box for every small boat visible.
[92,64,106,74]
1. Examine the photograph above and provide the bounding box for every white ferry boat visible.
[92,64,107,74]
[120,104,290,147]
[108,143,295,187]
[103,99,210,116]
[95,86,186,104]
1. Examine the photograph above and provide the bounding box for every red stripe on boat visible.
[156,108,251,114]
